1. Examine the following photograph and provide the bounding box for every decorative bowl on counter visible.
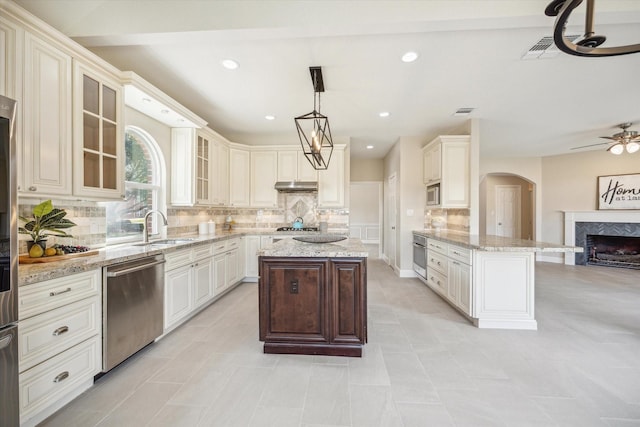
[293,235,347,244]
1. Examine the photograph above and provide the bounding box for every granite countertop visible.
[413,229,584,253]
[257,237,369,258]
[18,228,340,286]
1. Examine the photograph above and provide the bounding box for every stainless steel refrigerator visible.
[0,94,19,427]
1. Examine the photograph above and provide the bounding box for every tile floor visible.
[40,258,640,427]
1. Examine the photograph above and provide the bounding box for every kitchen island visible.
[257,237,368,357]
[413,230,583,330]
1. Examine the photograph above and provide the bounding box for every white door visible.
[388,173,397,268]
[495,185,521,238]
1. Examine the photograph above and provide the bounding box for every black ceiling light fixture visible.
[295,66,333,170]
[545,0,640,57]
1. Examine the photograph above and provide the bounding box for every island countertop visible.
[413,229,583,253]
[258,237,369,258]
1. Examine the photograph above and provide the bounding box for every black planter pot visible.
[26,240,47,252]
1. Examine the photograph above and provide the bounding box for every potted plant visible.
[19,200,76,253]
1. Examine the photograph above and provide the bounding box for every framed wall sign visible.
[598,173,640,210]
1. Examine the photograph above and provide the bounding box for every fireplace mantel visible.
[564,210,640,265]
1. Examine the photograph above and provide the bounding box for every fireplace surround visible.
[564,211,640,266]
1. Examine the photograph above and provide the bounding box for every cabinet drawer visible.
[226,238,240,250]
[448,245,471,265]
[19,270,100,320]
[193,243,213,260]
[427,251,447,275]
[213,240,227,254]
[165,248,192,271]
[19,296,100,373]
[427,239,448,255]
[19,336,101,420]
[427,269,447,295]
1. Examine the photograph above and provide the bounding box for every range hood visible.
[274,181,318,192]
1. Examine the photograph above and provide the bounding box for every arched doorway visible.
[479,173,535,239]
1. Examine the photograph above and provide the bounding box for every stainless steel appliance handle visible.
[0,335,12,350]
[413,243,425,248]
[106,259,166,277]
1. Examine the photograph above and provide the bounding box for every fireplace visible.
[586,234,640,269]
[564,211,640,267]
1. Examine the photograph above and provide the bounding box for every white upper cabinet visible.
[318,147,345,208]
[423,142,441,184]
[423,135,470,208]
[212,140,229,206]
[72,60,124,199]
[22,31,73,196]
[250,150,278,207]
[229,148,250,207]
[171,128,229,206]
[277,150,318,182]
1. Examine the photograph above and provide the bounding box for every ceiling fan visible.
[571,123,640,154]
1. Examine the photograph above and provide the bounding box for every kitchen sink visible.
[134,238,195,247]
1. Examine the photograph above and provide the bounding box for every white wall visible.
[383,136,426,276]
[351,158,384,181]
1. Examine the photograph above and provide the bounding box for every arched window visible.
[105,127,166,243]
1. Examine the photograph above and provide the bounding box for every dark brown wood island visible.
[257,237,368,357]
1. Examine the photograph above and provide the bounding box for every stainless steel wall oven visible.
[413,234,427,280]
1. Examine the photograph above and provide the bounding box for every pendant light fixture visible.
[295,66,333,170]
[545,0,640,57]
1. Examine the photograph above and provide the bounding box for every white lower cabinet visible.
[425,239,473,317]
[164,244,215,331]
[164,262,193,330]
[18,269,102,427]
[213,237,243,293]
[164,239,244,332]
[244,235,274,281]
[423,235,537,330]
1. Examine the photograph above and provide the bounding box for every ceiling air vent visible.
[522,35,580,60]
[453,108,474,117]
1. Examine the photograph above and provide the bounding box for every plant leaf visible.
[32,200,53,218]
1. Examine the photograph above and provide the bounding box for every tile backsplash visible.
[424,207,470,232]
[18,193,349,252]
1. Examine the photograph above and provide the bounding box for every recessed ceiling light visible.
[379,111,390,118]
[160,109,170,114]
[401,51,418,63]
[222,59,239,70]
[366,145,374,150]
[265,115,276,121]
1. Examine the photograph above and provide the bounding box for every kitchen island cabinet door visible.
[330,259,367,345]
[259,259,329,344]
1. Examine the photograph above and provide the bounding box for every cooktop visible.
[276,227,319,232]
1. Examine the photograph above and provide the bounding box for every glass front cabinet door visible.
[73,61,124,199]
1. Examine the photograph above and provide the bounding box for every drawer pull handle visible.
[49,287,71,297]
[52,326,69,336]
[453,251,461,256]
[53,371,69,383]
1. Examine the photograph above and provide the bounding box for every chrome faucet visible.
[143,210,168,243]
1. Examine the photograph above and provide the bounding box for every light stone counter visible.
[258,237,369,258]
[413,229,583,253]
[18,228,335,286]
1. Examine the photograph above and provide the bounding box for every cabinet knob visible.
[28,186,37,191]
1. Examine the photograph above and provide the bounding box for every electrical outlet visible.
[290,280,299,294]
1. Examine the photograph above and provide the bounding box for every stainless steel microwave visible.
[426,183,440,206]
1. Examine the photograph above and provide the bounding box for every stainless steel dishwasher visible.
[103,254,165,372]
